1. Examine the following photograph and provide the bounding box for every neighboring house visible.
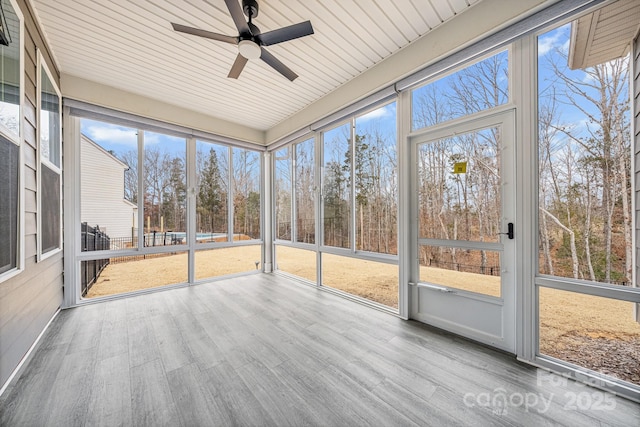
[80,134,137,242]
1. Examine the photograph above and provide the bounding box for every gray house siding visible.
[0,0,62,389]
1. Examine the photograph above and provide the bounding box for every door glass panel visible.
[420,245,501,297]
[323,123,351,248]
[418,127,501,243]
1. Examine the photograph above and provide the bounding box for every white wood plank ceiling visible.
[30,0,480,131]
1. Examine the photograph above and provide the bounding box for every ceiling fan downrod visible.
[242,0,259,20]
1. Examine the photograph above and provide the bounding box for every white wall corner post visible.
[263,151,273,273]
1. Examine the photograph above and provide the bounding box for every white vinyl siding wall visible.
[80,135,136,241]
[0,0,62,390]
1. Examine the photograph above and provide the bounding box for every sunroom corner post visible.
[264,150,273,273]
[62,108,80,307]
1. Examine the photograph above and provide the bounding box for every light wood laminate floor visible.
[1,274,638,426]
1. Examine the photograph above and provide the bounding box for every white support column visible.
[228,147,234,242]
[513,36,537,360]
[316,131,323,286]
[350,119,356,253]
[187,137,196,283]
[263,151,273,273]
[137,130,145,249]
[397,90,412,320]
[62,109,81,307]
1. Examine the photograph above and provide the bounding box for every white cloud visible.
[85,124,137,147]
[538,25,570,57]
[358,104,395,123]
[538,34,558,56]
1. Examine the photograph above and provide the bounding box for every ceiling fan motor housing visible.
[243,0,259,19]
[171,0,314,81]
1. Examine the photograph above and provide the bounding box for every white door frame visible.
[409,108,517,352]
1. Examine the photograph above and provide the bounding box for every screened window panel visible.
[0,134,18,273]
[322,123,351,249]
[41,164,61,254]
[40,68,60,168]
[411,50,509,131]
[232,148,261,240]
[0,0,20,140]
[295,138,315,244]
[275,147,292,241]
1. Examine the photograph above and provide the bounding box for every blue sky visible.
[81,119,186,158]
[536,23,628,142]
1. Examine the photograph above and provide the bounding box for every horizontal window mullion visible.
[195,239,263,251]
[319,245,398,265]
[536,275,640,302]
[418,238,503,252]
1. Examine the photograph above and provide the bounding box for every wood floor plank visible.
[314,364,420,426]
[236,359,319,426]
[0,344,67,426]
[127,316,160,369]
[96,318,128,362]
[83,353,132,427]
[166,362,232,426]
[173,311,226,371]
[149,313,194,373]
[130,358,181,426]
[203,361,278,426]
[2,274,639,427]
[43,347,98,427]
[270,359,373,426]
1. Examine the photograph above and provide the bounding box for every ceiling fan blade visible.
[224,0,251,35]
[259,21,314,46]
[172,23,238,44]
[260,48,298,81]
[228,53,248,79]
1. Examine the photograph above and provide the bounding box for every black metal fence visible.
[426,259,501,276]
[81,223,110,296]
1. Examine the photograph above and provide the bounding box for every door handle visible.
[499,222,514,239]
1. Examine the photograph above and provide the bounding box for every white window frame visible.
[0,0,24,283]
[529,12,640,402]
[37,49,62,261]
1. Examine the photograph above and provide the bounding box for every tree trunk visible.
[541,207,579,278]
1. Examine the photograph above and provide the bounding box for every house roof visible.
[81,133,130,170]
[568,0,640,70]
[31,0,559,143]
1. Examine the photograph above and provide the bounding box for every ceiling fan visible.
[171,0,314,81]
